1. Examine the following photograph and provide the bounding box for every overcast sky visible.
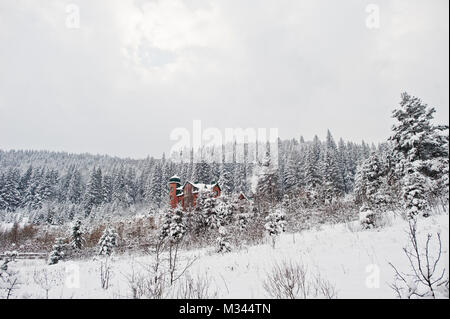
[0,0,448,159]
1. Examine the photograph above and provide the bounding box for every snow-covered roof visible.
[192,183,216,192]
[176,180,221,196]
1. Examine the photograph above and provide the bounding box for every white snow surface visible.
[6,211,449,299]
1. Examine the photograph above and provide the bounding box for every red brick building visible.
[169,175,221,210]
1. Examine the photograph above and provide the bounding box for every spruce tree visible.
[98,227,118,256]
[48,238,65,265]
[71,219,84,250]
[390,92,449,216]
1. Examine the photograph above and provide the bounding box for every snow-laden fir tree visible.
[322,130,345,203]
[389,92,449,216]
[355,152,396,228]
[283,154,298,194]
[390,93,448,166]
[402,166,430,218]
[98,227,118,256]
[102,174,114,204]
[0,169,21,212]
[264,209,286,248]
[304,135,323,190]
[216,226,232,253]
[255,142,280,205]
[160,209,186,243]
[71,219,83,250]
[201,191,221,229]
[148,162,163,207]
[219,163,234,195]
[236,212,251,230]
[355,153,385,207]
[48,238,65,265]
[216,196,234,227]
[84,167,103,215]
[67,170,83,204]
[192,157,212,184]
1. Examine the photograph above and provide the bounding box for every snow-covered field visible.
[6,211,449,299]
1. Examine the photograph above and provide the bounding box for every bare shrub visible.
[123,238,200,299]
[123,260,165,299]
[263,260,337,299]
[86,225,106,248]
[313,274,339,299]
[33,268,64,299]
[99,256,113,290]
[389,218,448,298]
[171,273,218,299]
[0,251,20,299]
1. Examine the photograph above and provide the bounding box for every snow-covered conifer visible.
[402,167,430,218]
[98,228,118,256]
[390,92,449,210]
[71,219,84,250]
[216,226,232,253]
[48,238,65,265]
[264,209,286,247]
[160,209,186,243]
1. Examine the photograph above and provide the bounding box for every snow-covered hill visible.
[5,211,448,299]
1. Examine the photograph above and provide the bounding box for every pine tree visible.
[390,93,448,166]
[24,169,43,211]
[402,165,430,218]
[71,219,83,250]
[148,163,163,207]
[193,157,212,184]
[216,226,232,253]
[255,142,280,204]
[159,209,186,243]
[98,227,118,256]
[304,135,322,189]
[102,174,114,204]
[283,154,298,194]
[84,167,103,215]
[322,130,345,202]
[337,138,351,193]
[18,166,33,207]
[201,190,221,229]
[48,238,65,265]
[264,209,286,248]
[68,170,83,204]
[124,168,137,206]
[390,92,449,215]
[1,169,21,212]
[219,163,234,195]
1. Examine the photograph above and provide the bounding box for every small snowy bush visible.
[216,226,232,253]
[48,238,65,265]
[359,207,378,229]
